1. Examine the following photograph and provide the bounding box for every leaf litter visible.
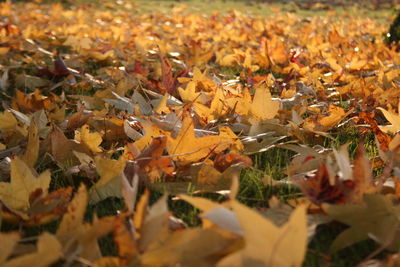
[1,0,400,266]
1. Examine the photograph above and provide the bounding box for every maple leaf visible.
[178,80,201,103]
[377,107,400,134]
[358,111,391,151]
[293,143,378,205]
[214,152,252,172]
[0,157,50,211]
[75,124,103,153]
[324,194,400,252]
[0,232,62,267]
[21,121,39,168]
[303,105,349,133]
[178,67,212,104]
[1,187,72,226]
[134,120,165,151]
[0,110,27,136]
[217,202,307,267]
[89,155,127,204]
[12,89,55,112]
[294,163,349,205]
[158,53,178,94]
[141,227,234,267]
[166,115,241,164]
[136,136,175,182]
[225,88,252,117]
[180,194,307,267]
[250,82,280,122]
[57,184,117,262]
[193,86,226,122]
[66,108,93,131]
[48,127,90,168]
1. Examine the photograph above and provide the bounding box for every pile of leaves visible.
[2,1,400,266]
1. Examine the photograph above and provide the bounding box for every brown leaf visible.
[214,152,252,172]
[49,127,89,167]
[12,89,54,113]
[159,53,177,94]
[113,216,138,263]
[294,163,349,205]
[137,136,175,182]
[66,108,93,131]
[349,143,378,203]
[359,111,391,151]
[21,121,39,168]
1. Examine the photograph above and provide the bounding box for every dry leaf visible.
[217,202,307,267]
[2,233,62,267]
[76,124,103,153]
[166,115,239,164]
[0,157,50,211]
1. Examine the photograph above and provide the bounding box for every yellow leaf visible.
[178,67,211,103]
[348,58,367,71]
[0,111,18,130]
[166,116,238,164]
[192,87,226,122]
[303,105,348,133]
[178,67,207,83]
[209,87,225,118]
[21,122,39,168]
[243,50,259,72]
[0,157,50,210]
[319,105,346,129]
[226,88,252,117]
[0,47,10,55]
[48,104,66,123]
[76,124,103,153]
[219,126,244,151]
[139,194,170,252]
[0,232,20,264]
[141,228,233,267]
[377,107,400,134]
[57,184,116,261]
[178,81,200,103]
[57,184,88,238]
[134,121,165,150]
[154,93,170,114]
[94,156,126,186]
[63,35,92,51]
[3,233,62,267]
[0,110,26,136]
[217,202,307,267]
[179,195,221,212]
[250,83,280,121]
[218,54,239,66]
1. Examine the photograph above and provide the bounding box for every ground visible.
[0,0,400,266]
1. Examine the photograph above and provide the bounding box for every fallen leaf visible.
[166,115,239,164]
[21,121,39,168]
[0,157,50,211]
[250,82,280,122]
[217,202,307,267]
[76,124,103,153]
[324,194,400,252]
[2,232,62,267]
